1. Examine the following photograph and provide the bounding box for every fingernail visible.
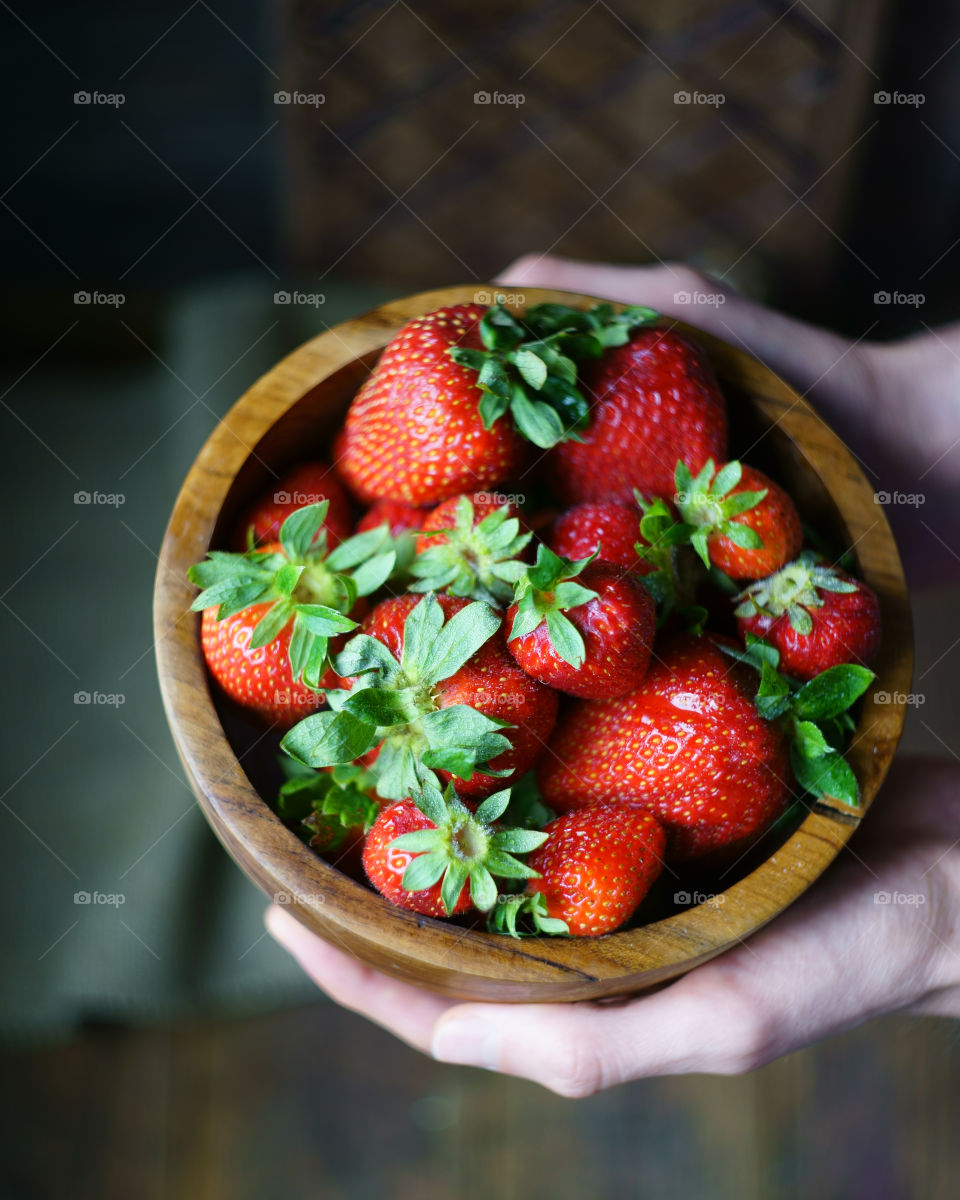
[432,1018,499,1069]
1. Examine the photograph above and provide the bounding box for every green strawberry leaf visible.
[402,850,447,892]
[477,355,514,401]
[791,664,875,721]
[280,501,329,561]
[399,593,446,678]
[281,709,379,767]
[754,659,792,720]
[473,787,512,824]
[491,827,548,854]
[510,387,566,448]
[545,610,586,668]
[334,633,400,679]
[793,719,832,759]
[721,522,763,550]
[249,599,295,649]
[468,865,498,912]
[513,348,548,390]
[477,388,511,429]
[344,686,422,728]
[790,743,860,807]
[711,460,742,496]
[420,600,502,685]
[441,859,470,915]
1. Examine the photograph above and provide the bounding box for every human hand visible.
[265,756,960,1097]
[494,255,960,587]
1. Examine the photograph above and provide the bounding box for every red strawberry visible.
[190,504,393,721]
[507,555,655,699]
[492,803,666,937]
[546,328,728,504]
[537,634,790,860]
[416,491,523,553]
[338,305,528,504]
[410,491,532,606]
[363,800,473,917]
[352,593,558,800]
[357,499,430,537]
[549,501,655,575]
[235,462,352,550]
[674,459,802,581]
[362,786,546,918]
[200,604,322,725]
[735,553,881,681]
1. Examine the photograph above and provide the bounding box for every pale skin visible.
[266,256,960,1096]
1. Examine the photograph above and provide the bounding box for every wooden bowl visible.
[154,285,913,1003]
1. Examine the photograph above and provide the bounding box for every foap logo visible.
[674,290,726,308]
[874,490,925,507]
[675,890,726,908]
[274,890,325,906]
[74,890,126,906]
[874,890,926,906]
[673,489,710,507]
[873,290,924,308]
[874,690,926,707]
[74,90,126,107]
[473,90,525,107]
[674,90,725,107]
[273,290,325,307]
[474,289,525,306]
[274,90,325,107]
[73,690,126,707]
[74,290,126,307]
[74,490,125,507]
[476,489,526,507]
[874,90,925,107]
[274,489,326,505]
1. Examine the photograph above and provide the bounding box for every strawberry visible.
[546,328,728,504]
[199,604,325,725]
[674,459,802,581]
[490,803,666,937]
[537,634,790,860]
[409,491,532,605]
[506,548,655,699]
[362,785,546,918]
[189,503,397,720]
[281,592,558,802]
[338,301,668,504]
[235,461,352,550]
[549,500,655,576]
[357,499,430,538]
[734,553,881,681]
[338,305,529,505]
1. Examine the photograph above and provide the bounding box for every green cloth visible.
[0,277,394,1043]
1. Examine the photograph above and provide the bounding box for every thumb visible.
[495,254,867,409]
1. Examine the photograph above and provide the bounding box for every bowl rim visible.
[154,284,914,999]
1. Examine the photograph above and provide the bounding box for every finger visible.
[493,254,862,406]
[264,905,455,1052]
[429,958,783,1097]
[431,827,947,1095]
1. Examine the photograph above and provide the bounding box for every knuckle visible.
[701,967,778,1075]
[666,262,721,295]
[542,1041,606,1098]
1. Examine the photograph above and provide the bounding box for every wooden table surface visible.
[3,1002,958,1199]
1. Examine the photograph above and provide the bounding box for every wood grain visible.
[153,285,913,1002]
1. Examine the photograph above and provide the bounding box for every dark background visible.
[2,2,959,1197]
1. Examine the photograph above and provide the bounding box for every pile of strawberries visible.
[189,300,881,938]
